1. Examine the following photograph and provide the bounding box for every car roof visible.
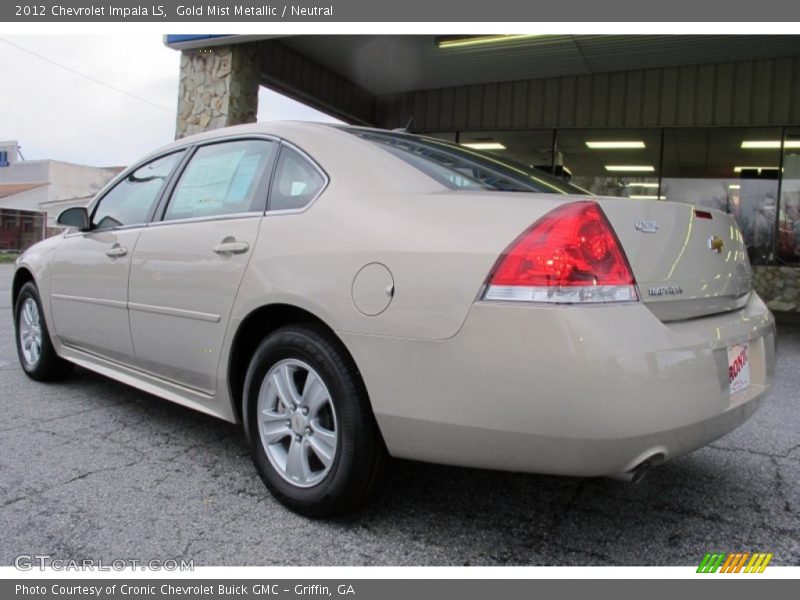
[155,121,343,152]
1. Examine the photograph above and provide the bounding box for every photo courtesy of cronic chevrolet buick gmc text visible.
[12,122,775,516]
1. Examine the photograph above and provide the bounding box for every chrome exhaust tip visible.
[611,453,664,483]
[628,460,652,483]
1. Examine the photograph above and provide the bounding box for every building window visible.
[661,127,781,265]
[423,125,800,268]
[779,128,800,265]
[554,128,662,198]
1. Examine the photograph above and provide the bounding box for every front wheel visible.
[15,281,73,381]
[244,324,388,517]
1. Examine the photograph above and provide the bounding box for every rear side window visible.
[269,147,326,211]
[163,139,277,222]
[92,151,184,230]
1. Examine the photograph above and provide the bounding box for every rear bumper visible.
[340,292,775,477]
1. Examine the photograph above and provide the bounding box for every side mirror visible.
[57,207,90,231]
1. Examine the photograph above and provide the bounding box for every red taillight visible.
[484,201,638,304]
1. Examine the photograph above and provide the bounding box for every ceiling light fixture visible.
[461,142,506,150]
[728,184,741,190]
[605,165,655,172]
[628,195,666,200]
[586,141,646,149]
[625,182,659,188]
[733,166,780,174]
[741,140,800,149]
[436,35,545,49]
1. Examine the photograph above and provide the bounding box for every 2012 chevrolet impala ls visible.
[12,122,775,516]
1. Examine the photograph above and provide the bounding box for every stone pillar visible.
[753,265,800,313]
[175,44,259,139]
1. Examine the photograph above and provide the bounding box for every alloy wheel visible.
[256,358,339,488]
[19,298,43,367]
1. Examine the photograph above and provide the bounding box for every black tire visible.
[243,323,388,517]
[14,281,73,382]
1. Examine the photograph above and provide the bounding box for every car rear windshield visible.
[343,128,588,195]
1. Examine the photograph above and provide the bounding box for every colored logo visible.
[708,235,725,253]
[697,552,773,573]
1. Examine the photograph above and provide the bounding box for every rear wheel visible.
[244,324,387,517]
[15,282,73,381]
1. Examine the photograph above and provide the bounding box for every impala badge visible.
[635,220,659,233]
[648,285,684,297]
[708,236,724,253]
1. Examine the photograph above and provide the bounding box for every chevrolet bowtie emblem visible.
[708,236,725,253]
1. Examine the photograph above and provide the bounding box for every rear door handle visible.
[212,241,250,255]
[106,244,128,258]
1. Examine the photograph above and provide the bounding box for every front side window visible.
[92,151,184,230]
[163,139,277,222]
[269,147,327,211]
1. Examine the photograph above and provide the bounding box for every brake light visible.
[484,201,638,303]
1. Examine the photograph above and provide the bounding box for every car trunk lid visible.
[597,198,752,321]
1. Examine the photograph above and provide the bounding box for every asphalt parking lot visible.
[1,263,798,567]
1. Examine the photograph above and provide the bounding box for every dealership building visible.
[0,140,120,251]
[166,34,800,315]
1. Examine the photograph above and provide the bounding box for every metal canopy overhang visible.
[274,35,800,96]
[167,35,800,131]
[168,35,800,96]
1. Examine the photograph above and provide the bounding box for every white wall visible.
[0,159,119,225]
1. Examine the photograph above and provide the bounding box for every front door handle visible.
[106,244,128,258]
[212,240,250,255]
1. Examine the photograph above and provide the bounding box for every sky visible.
[0,35,341,167]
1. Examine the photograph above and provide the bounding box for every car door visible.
[49,151,185,364]
[126,138,278,394]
